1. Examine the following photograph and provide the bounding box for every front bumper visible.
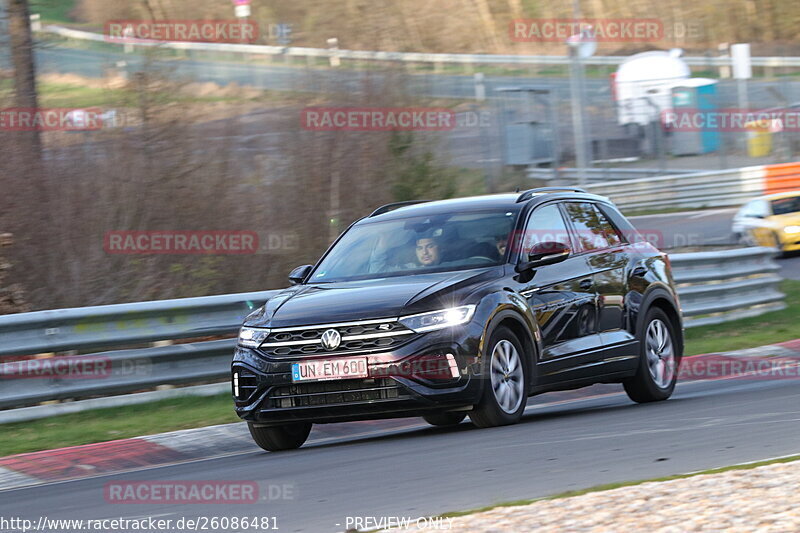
[231,326,484,425]
[779,233,800,252]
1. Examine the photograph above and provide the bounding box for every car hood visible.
[769,212,800,226]
[245,267,502,328]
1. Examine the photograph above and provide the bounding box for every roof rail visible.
[516,187,588,203]
[369,200,430,217]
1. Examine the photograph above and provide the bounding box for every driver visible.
[368,230,444,273]
[415,236,442,267]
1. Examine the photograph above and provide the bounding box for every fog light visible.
[446,353,459,379]
[233,372,239,397]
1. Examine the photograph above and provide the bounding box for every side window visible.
[563,202,620,252]
[593,205,623,246]
[523,203,572,255]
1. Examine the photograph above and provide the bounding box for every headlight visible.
[243,305,266,322]
[399,305,476,333]
[784,225,800,234]
[237,326,270,349]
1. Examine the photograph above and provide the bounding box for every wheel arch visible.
[638,286,684,357]
[481,306,539,390]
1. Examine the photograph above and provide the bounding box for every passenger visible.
[495,235,508,257]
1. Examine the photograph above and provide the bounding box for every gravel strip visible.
[387,459,800,532]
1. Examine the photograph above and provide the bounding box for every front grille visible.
[259,319,416,358]
[265,378,404,408]
[232,367,259,402]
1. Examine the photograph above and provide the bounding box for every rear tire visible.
[624,307,679,403]
[469,326,528,428]
[423,411,467,426]
[248,422,312,452]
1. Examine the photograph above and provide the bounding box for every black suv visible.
[232,188,683,451]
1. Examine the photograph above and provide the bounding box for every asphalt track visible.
[2,377,799,532]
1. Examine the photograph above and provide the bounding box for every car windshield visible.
[771,196,800,215]
[308,210,519,283]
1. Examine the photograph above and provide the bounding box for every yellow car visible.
[732,191,800,254]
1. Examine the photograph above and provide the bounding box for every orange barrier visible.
[764,162,800,195]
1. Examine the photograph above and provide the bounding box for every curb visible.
[1,339,799,492]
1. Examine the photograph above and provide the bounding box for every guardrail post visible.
[327,37,340,67]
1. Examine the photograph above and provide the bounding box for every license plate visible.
[291,357,368,382]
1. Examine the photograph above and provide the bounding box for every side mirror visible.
[515,241,571,273]
[288,264,313,285]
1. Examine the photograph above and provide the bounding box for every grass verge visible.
[683,279,800,356]
[0,394,238,457]
[37,82,135,108]
[30,0,76,24]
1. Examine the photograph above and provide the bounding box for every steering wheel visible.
[466,256,496,265]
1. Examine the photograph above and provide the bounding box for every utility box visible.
[496,86,558,166]
[669,79,720,155]
[504,120,554,165]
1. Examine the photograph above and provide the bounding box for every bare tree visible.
[6,0,41,161]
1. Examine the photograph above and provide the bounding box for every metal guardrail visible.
[0,247,785,416]
[583,162,800,210]
[671,247,786,327]
[528,167,702,183]
[584,167,762,210]
[41,25,800,69]
[0,290,278,410]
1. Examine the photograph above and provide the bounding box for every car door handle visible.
[632,266,648,277]
[579,278,593,290]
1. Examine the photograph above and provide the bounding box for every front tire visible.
[248,422,312,452]
[469,327,528,428]
[624,308,679,403]
[423,411,467,426]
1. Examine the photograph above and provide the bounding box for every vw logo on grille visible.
[320,329,342,351]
